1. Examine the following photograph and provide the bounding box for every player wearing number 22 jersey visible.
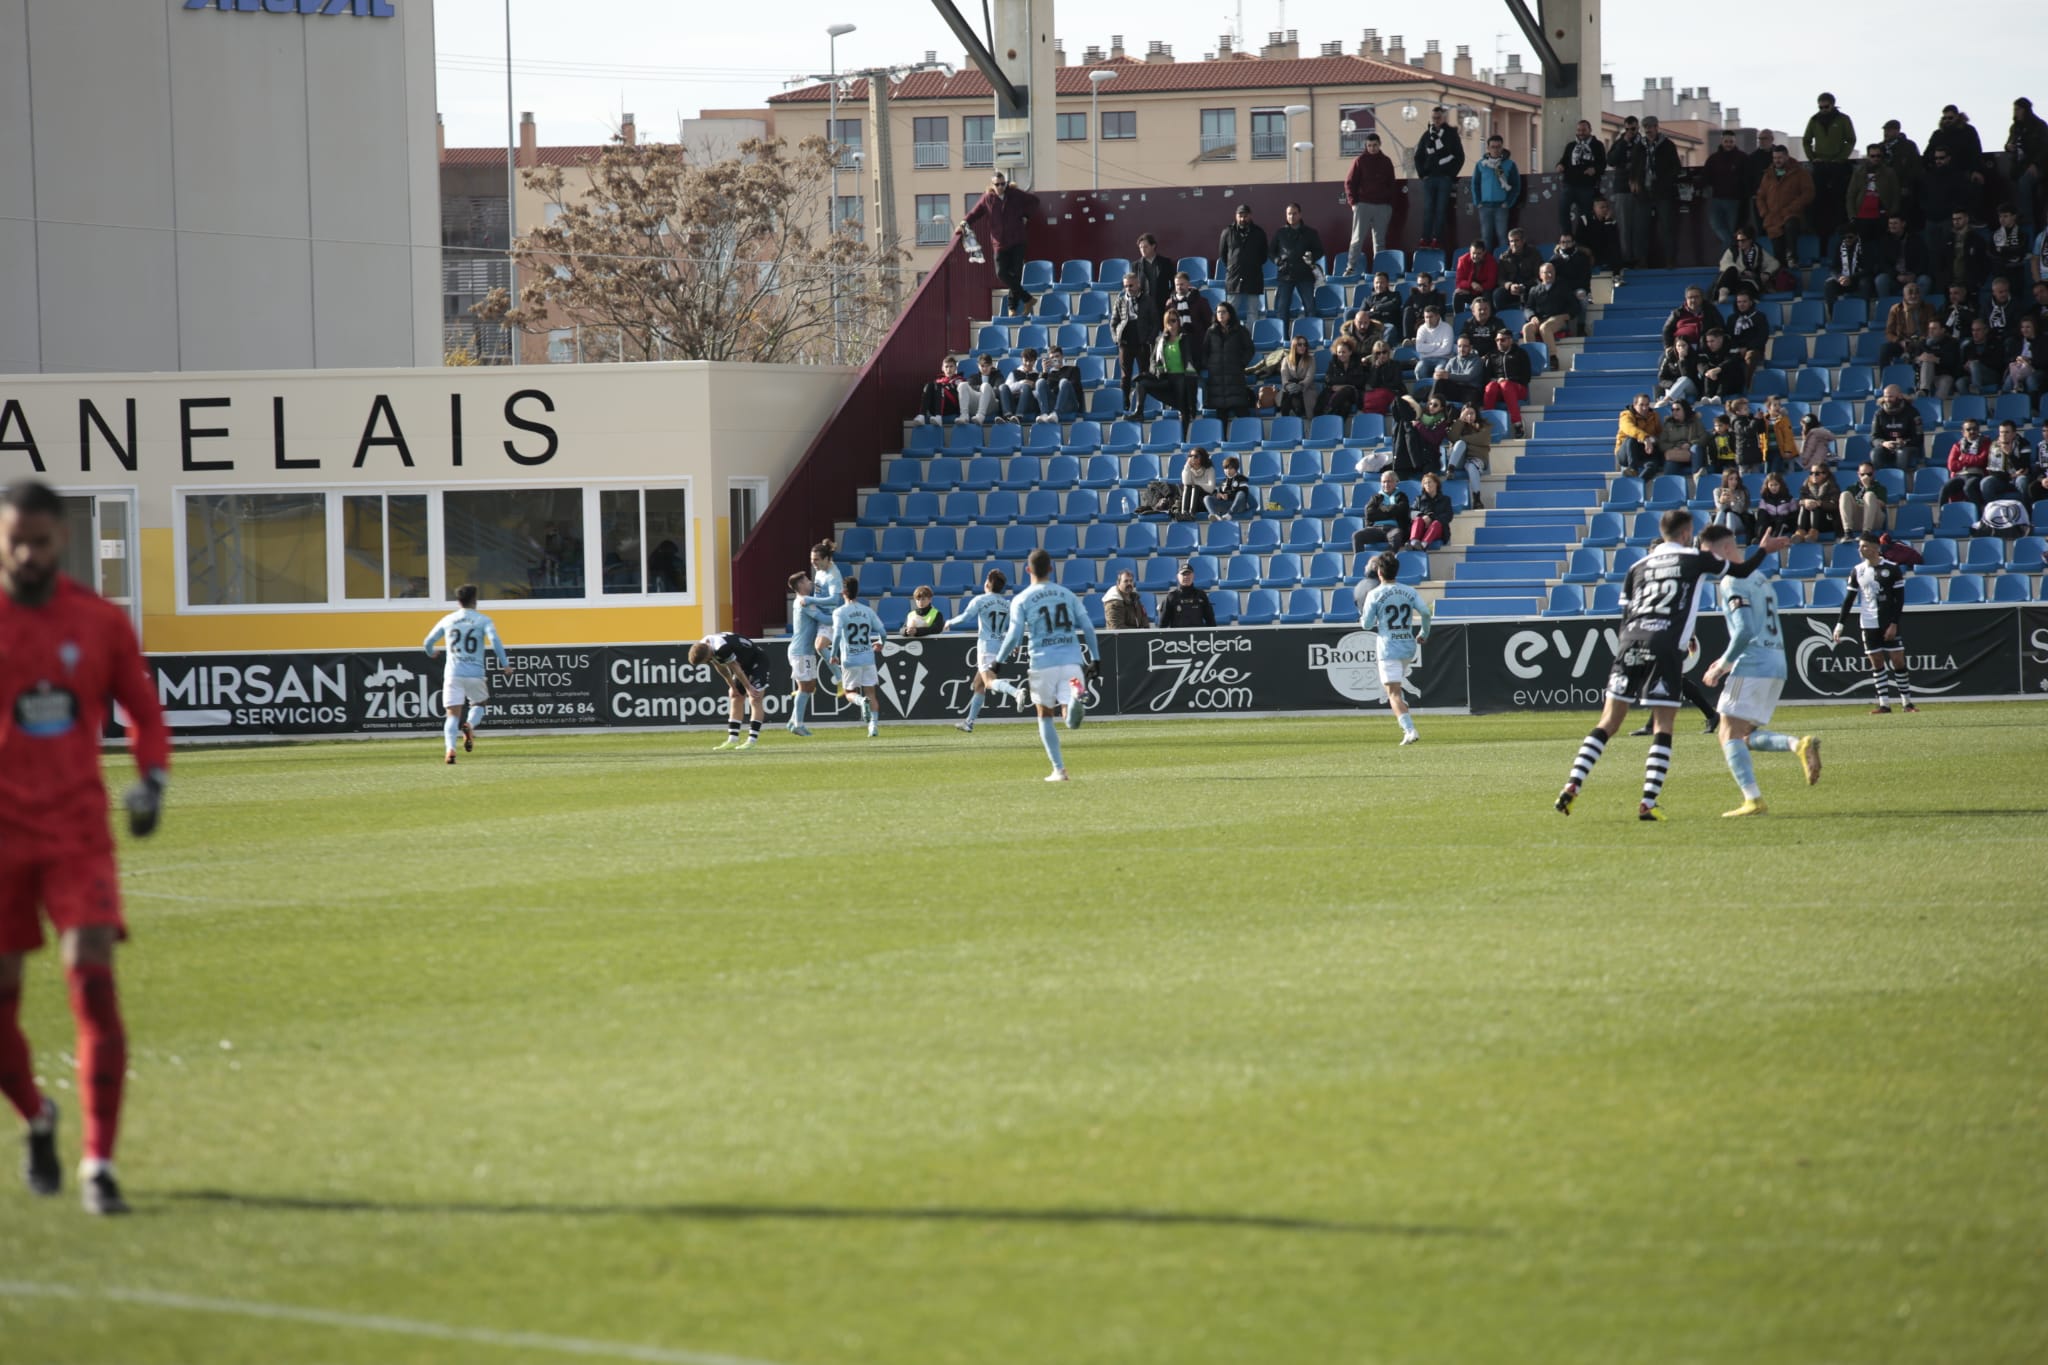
[1354,553,1432,745]
[985,548,1100,781]
[423,584,507,765]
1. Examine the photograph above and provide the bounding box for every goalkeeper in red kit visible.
[0,480,170,1216]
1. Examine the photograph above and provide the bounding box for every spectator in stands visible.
[1755,471,1799,540]
[1207,454,1254,519]
[961,353,1004,423]
[1699,329,1748,402]
[2000,316,2042,411]
[1403,272,1449,337]
[1459,295,1501,349]
[1921,145,1977,251]
[1363,272,1406,339]
[1869,385,1925,468]
[1799,413,1839,472]
[1319,336,1372,417]
[1102,569,1151,630]
[1915,317,1964,399]
[1217,203,1270,325]
[1983,276,2020,344]
[1482,328,1532,438]
[957,172,1043,317]
[1409,471,1454,550]
[1201,302,1255,421]
[1272,203,1326,330]
[900,585,944,638]
[1522,262,1577,354]
[1710,467,1753,537]
[1401,394,1452,477]
[1453,241,1500,314]
[2008,99,2048,243]
[1416,105,1467,250]
[1755,144,1815,268]
[1158,562,1215,627]
[1940,281,1979,340]
[1581,196,1624,274]
[1742,129,1779,235]
[1726,397,1765,472]
[1713,228,1779,303]
[1344,130,1399,276]
[1551,230,1595,303]
[1706,411,1742,475]
[1943,418,1994,504]
[1843,144,1900,238]
[1432,334,1488,410]
[1110,271,1156,415]
[1702,130,1750,252]
[1035,344,1082,421]
[1874,211,1933,298]
[1001,348,1042,421]
[1654,337,1702,408]
[1962,316,2004,394]
[1823,225,1878,317]
[1615,393,1665,476]
[916,354,964,425]
[1443,401,1493,509]
[1179,447,1217,519]
[1989,205,2032,289]
[1352,469,1411,552]
[1337,306,1382,355]
[1137,309,1200,420]
[1472,136,1522,254]
[1927,105,1984,175]
[1133,233,1174,325]
[1726,290,1772,376]
[1934,208,1990,297]
[2029,281,2048,329]
[1165,272,1213,359]
[1663,285,1723,348]
[1555,118,1607,233]
[1838,462,1887,535]
[1661,398,1706,485]
[2016,454,2048,515]
[1608,116,1647,271]
[1640,117,1685,267]
[1494,227,1541,313]
[1795,464,1844,541]
[1359,339,1415,416]
[1275,335,1319,420]
[1804,93,1857,241]
[1412,304,1455,379]
[1877,281,1937,368]
[1760,394,1797,472]
[1987,419,2032,498]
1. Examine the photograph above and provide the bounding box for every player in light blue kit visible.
[423,583,508,766]
[944,568,1025,733]
[784,570,837,737]
[1353,553,1433,745]
[803,540,846,696]
[1701,540,1821,816]
[826,576,886,738]
[983,548,1101,781]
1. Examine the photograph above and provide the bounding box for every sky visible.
[434,0,2046,156]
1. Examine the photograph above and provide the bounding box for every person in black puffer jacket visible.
[1201,303,1255,421]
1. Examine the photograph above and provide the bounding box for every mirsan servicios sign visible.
[184,0,396,17]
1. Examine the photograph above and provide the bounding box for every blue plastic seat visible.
[894,562,933,593]
[997,457,1041,492]
[1185,417,1224,449]
[903,425,943,455]
[1908,466,1946,502]
[1139,557,1178,593]
[859,493,899,528]
[2010,535,2046,566]
[1203,521,1242,552]
[1076,454,1122,491]
[1064,420,1104,455]
[1605,477,1645,511]
[1301,552,1343,588]
[1768,336,1808,367]
[1281,587,1322,623]
[1100,421,1140,455]
[1261,551,1303,588]
[912,526,957,562]
[1326,517,1363,550]
[1946,572,1986,603]
[1054,260,1093,293]
[1267,415,1305,448]
[1395,551,1430,584]
[1946,394,1988,425]
[1606,545,1645,581]
[1789,368,1831,400]
[1589,583,1623,614]
[858,562,897,595]
[1960,537,2005,571]
[977,490,1018,524]
[1141,418,1183,454]
[1833,367,1875,401]
[1826,297,1869,331]
[1562,548,1605,583]
[1933,502,1976,538]
[1780,542,1824,579]
[880,458,923,493]
[1021,423,1063,456]
[1122,452,1162,487]
[1544,584,1585,616]
[836,527,878,560]
[936,491,980,526]
[1307,484,1346,516]
[1208,589,1240,624]
[998,525,1038,559]
[1768,579,1801,611]
[1161,521,1200,555]
[1243,520,1281,552]
[1786,298,1824,332]
[1239,588,1281,624]
[1903,576,1940,605]
[1412,248,1446,276]
[1015,491,1058,525]
[1221,417,1265,451]
[1748,368,1789,399]
[1290,317,1325,345]
[1247,449,1285,487]
[975,325,1009,353]
[1039,453,1080,490]
[1917,538,1958,571]
[1993,393,2034,424]
[956,456,1000,491]
[1807,578,1847,609]
[1645,476,1688,510]
[1992,574,2034,602]
[1252,318,1285,350]
[1174,256,1208,285]
[1080,523,1121,558]
[1282,449,1324,485]
[1059,489,1101,524]
[1285,518,1324,553]
[1122,522,1160,555]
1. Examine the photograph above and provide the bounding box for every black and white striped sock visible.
[1568,727,1609,787]
[1889,666,1911,702]
[1642,733,1673,805]
[1872,666,1898,704]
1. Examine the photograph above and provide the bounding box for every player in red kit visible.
[0,480,170,1216]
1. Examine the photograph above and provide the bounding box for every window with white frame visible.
[912,116,949,169]
[598,487,689,594]
[963,115,995,167]
[443,487,587,600]
[728,478,767,550]
[1199,108,1237,159]
[546,328,576,363]
[1101,110,1136,140]
[1250,108,1288,159]
[184,492,329,606]
[915,194,951,246]
[1056,112,1086,141]
[342,493,430,600]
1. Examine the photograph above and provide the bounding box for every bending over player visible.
[1354,552,1433,745]
[1833,533,1917,714]
[690,631,771,750]
[827,578,885,738]
[424,583,507,765]
[984,548,1100,781]
[946,568,1024,733]
[1701,537,1822,816]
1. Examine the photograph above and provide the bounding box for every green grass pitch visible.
[5,703,2045,1364]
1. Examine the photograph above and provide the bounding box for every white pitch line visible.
[0,1281,789,1365]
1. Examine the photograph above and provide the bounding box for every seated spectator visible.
[1725,290,1772,376]
[1698,329,1748,401]
[1710,467,1753,536]
[1453,240,1500,313]
[1868,385,1925,468]
[1877,281,1937,368]
[1550,230,1595,303]
[1179,446,1217,518]
[1362,272,1406,340]
[1319,337,1373,417]
[1408,471,1454,550]
[1989,203,2032,287]
[1494,228,1541,312]
[1838,462,1888,535]
[1615,393,1665,476]
[1338,304,1384,353]
[961,352,1004,423]
[1712,228,1779,302]
[1939,282,1979,341]
[1822,225,1878,317]
[1136,309,1200,419]
[1412,305,1456,377]
[1726,396,1765,472]
[1705,411,1743,476]
[1798,413,1839,472]
[1663,284,1724,348]
[1755,144,1815,267]
[1275,335,1319,420]
[1482,329,1532,437]
[1755,470,1799,539]
[1759,394,1797,473]
[1356,339,1417,417]
[1915,318,1964,398]
[1442,401,1493,508]
[1983,276,2021,344]
[1661,399,1707,483]
[2001,315,2043,409]
[1035,344,1082,420]
[1873,211,1932,297]
[916,354,965,425]
[1102,569,1152,630]
[1201,302,1255,422]
[1521,262,1577,354]
[1459,295,1501,347]
[900,585,944,637]
[1431,334,1488,409]
[1352,469,1411,552]
[1157,562,1215,627]
[2018,462,2048,515]
[1988,419,2033,490]
[1207,454,1254,519]
[2030,281,2048,332]
[1001,348,1041,421]
[1580,196,1624,273]
[1654,338,1702,407]
[1942,418,1994,504]
[1402,273,1449,337]
[1961,317,2005,394]
[1399,394,1451,477]
[1795,465,1844,541]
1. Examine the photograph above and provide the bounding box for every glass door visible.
[58,492,138,627]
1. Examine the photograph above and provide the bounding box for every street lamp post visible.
[503,0,518,364]
[825,22,856,364]
[1283,103,1310,182]
[1088,69,1117,189]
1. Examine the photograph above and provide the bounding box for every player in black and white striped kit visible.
[1555,508,1789,821]
[1833,533,1917,714]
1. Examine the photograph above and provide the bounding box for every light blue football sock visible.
[1747,730,1794,752]
[1722,737,1761,799]
[1037,716,1064,770]
[791,691,807,726]
[468,704,486,729]
[965,692,984,724]
[443,714,463,751]
[1398,712,1417,735]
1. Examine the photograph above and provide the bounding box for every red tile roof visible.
[769,54,1538,107]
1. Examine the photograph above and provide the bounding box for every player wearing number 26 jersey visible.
[424,585,508,764]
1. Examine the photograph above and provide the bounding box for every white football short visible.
[1718,673,1784,727]
[790,653,818,684]
[443,676,490,708]
[841,663,879,689]
[1029,663,1085,709]
[1377,656,1411,686]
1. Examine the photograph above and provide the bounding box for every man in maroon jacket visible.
[1344,131,1398,277]
[957,171,1043,316]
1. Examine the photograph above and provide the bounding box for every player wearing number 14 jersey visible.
[424,584,508,765]
[984,548,1100,781]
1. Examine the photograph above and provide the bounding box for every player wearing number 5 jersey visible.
[826,578,886,738]
[944,569,1024,733]
[985,548,1101,781]
[1702,546,1821,818]
[423,584,507,765]
[1354,553,1433,745]
[1555,508,1788,821]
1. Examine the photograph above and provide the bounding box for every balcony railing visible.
[1198,135,1237,159]
[914,220,951,246]
[912,141,949,169]
[1251,131,1287,159]
[963,140,994,167]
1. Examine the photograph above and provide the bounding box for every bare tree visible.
[476,134,907,365]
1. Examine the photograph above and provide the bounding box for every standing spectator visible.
[1742,129,1779,235]
[1319,337,1372,417]
[1706,411,1743,476]
[1415,106,1466,249]
[1822,225,1877,318]
[1109,271,1157,415]
[1201,302,1254,422]
[1352,470,1411,552]
[1178,447,1217,519]
[1035,344,1081,421]
[1493,228,1541,313]
[1217,203,1270,325]
[1164,271,1213,360]
[1471,135,1521,254]
[961,353,1004,423]
[1712,229,1779,303]
[1803,92,1858,241]
[1873,211,1933,297]
[1137,309,1200,420]
[1452,240,1500,313]
[1710,467,1753,536]
[1616,393,1665,476]
[1838,462,1888,535]
[1207,454,1254,519]
[1402,272,1449,338]
[1755,145,1815,268]
[1916,317,1964,399]
[1555,117,1607,233]
[1001,348,1042,422]
[2008,97,2048,243]
[1408,471,1454,550]
[1442,401,1493,508]
[1795,465,1844,541]
[1271,203,1325,331]
[1157,562,1214,627]
[1101,569,1151,630]
[1758,394,1797,473]
[1663,285,1724,348]
[1344,130,1398,276]
[1927,105,1985,171]
[1522,262,1578,352]
[1702,130,1750,252]
[1869,385,1925,468]
[1662,399,1707,485]
[1920,146,1977,258]
[1275,335,1319,420]
[1877,281,1936,367]
[1640,117,1684,267]
[1411,305,1455,379]
[916,355,964,425]
[1132,233,1174,325]
[1942,419,1994,504]
[1799,413,1840,473]
[1361,273,1406,341]
[957,171,1042,317]
[1879,119,1924,228]
[1482,328,1532,438]
[1842,145,1900,237]
[1933,210,1989,300]
[1608,116,1647,270]
[1988,204,2032,290]
[1581,196,1625,273]
[1725,290,1772,376]
[1754,471,1799,540]
[1431,334,1488,410]
[1726,397,1766,472]
[1698,329,1748,403]
[1962,316,2005,394]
